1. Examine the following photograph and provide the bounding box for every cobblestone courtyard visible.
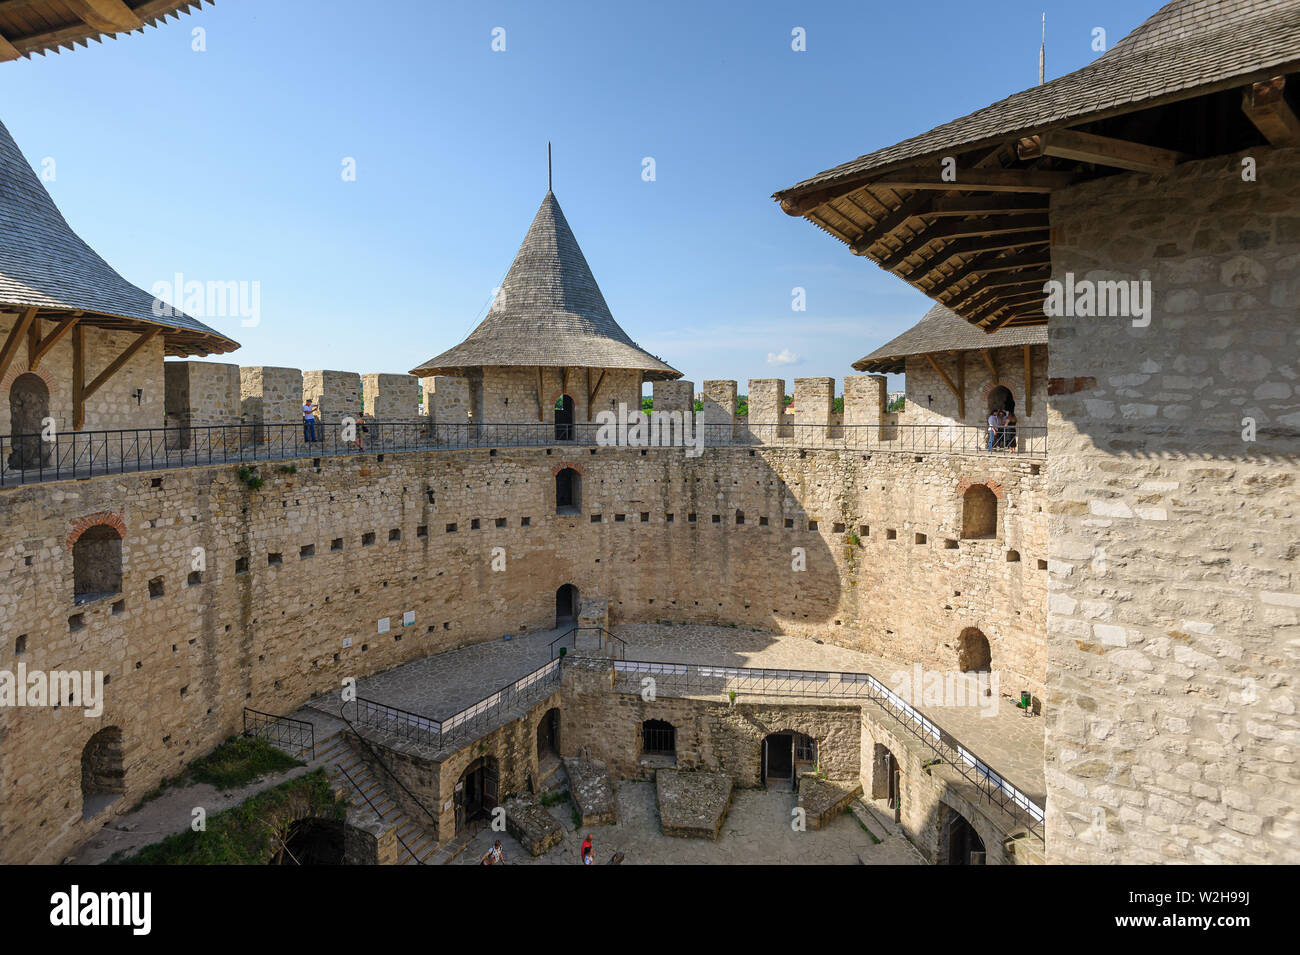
[455,779,925,865]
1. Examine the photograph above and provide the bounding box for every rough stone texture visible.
[239,365,301,441]
[0,437,1044,863]
[701,379,737,442]
[844,374,887,430]
[653,379,693,414]
[362,373,419,421]
[302,370,361,425]
[656,768,733,839]
[563,754,616,826]
[502,791,563,856]
[798,776,862,830]
[164,361,241,433]
[577,597,609,632]
[794,377,835,443]
[1043,147,1300,865]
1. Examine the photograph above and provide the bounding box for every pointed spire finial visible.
[1039,13,1046,85]
[548,141,552,193]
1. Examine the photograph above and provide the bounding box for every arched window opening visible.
[556,584,578,626]
[81,726,125,818]
[962,485,998,539]
[74,524,123,604]
[556,467,580,514]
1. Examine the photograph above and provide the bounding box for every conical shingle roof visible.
[411,191,680,381]
[0,118,237,356]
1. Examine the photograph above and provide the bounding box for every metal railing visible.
[242,706,315,760]
[332,760,427,865]
[548,626,627,661]
[0,420,1046,485]
[612,659,1045,839]
[350,657,562,751]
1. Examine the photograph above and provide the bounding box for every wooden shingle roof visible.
[0,117,237,356]
[0,0,211,61]
[411,191,680,381]
[853,303,1046,374]
[774,0,1300,333]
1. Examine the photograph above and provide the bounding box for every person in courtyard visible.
[480,839,505,865]
[1003,410,1018,452]
[581,834,594,864]
[303,399,319,444]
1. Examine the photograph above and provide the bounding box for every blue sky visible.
[1,0,1152,394]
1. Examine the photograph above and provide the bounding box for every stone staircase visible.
[850,796,903,844]
[313,733,450,865]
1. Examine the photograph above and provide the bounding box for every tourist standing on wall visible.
[986,409,1000,451]
[303,399,318,444]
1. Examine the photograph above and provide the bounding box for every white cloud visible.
[767,348,800,366]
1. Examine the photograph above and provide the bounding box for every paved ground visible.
[456,779,924,865]
[303,623,1044,803]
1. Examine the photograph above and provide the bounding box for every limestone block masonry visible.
[1044,146,1300,865]
[0,439,1045,863]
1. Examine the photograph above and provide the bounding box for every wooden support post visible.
[955,351,965,419]
[81,328,160,411]
[586,368,606,422]
[72,324,85,430]
[982,349,997,381]
[0,307,38,383]
[923,353,964,415]
[1024,345,1033,416]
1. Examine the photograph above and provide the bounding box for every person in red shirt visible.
[581,834,594,865]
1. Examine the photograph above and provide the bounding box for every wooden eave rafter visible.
[72,325,159,429]
[1242,76,1300,147]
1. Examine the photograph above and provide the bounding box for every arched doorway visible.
[454,756,499,835]
[272,818,345,864]
[537,707,560,762]
[554,394,575,441]
[81,726,125,818]
[987,385,1014,415]
[940,805,987,864]
[9,372,50,470]
[958,627,992,673]
[555,467,580,514]
[555,583,578,626]
[761,730,816,790]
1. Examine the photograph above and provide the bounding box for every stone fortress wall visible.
[0,365,1047,863]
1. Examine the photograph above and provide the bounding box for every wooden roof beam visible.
[1024,129,1187,174]
[82,327,160,402]
[1243,77,1300,148]
[907,233,1051,282]
[65,0,144,33]
[879,214,1049,272]
[924,194,1049,217]
[0,307,38,382]
[0,29,20,61]
[923,352,964,418]
[865,167,1077,194]
[967,291,1045,325]
[926,251,1052,298]
[30,314,80,370]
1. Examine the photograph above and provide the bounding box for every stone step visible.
[850,798,894,843]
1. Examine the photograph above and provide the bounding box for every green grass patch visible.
[188,735,303,790]
[540,790,570,808]
[113,769,344,865]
